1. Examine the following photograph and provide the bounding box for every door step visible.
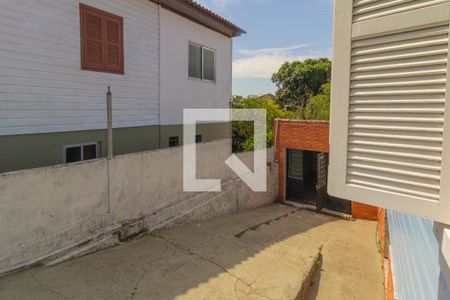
[321,208,352,220]
[284,201,353,220]
[285,200,316,212]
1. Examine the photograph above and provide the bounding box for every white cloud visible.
[196,0,270,11]
[233,45,329,79]
[233,55,292,79]
[196,0,238,9]
[238,44,312,56]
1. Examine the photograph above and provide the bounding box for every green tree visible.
[232,95,296,152]
[300,83,331,120]
[271,58,331,110]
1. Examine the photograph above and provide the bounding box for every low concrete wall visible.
[0,139,277,275]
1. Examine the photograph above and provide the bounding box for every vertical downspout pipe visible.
[106,86,113,213]
[274,118,279,163]
[107,86,113,159]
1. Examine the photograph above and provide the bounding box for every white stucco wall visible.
[0,0,159,135]
[0,140,278,275]
[159,8,233,125]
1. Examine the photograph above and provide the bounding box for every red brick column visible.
[387,250,395,300]
[352,202,379,221]
[377,208,386,264]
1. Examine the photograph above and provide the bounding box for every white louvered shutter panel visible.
[353,0,450,22]
[349,25,447,203]
[329,0,450,223]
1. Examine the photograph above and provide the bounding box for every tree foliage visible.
[232,95,296,152]
[231,59,332,152]
[300,83,330,120]
[271,58,331,110]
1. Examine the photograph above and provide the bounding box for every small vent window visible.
[195,135,202,144]
[64,142,100,163]
[169,136,179,148]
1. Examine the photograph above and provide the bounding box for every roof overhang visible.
[151,0,246,37]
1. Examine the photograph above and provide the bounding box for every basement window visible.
[196,135,202,144]
[64,142,100,163]
[169,136,179,148]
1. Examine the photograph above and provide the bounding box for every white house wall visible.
[159,7,232,125]
[0,0,160,135]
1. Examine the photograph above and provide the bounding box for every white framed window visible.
[188,42,216,82]
[64,142,100,163]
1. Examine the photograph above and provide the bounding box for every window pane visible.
[196,135,202,144]
[83,144,97,160]
[66,147,82,163]
[169,136,179,148]
[188,44,202,79]
[203,48,215,81]
[288,150,303,180]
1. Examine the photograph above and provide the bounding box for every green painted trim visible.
[0,123,230,173]
[159,122,231,148]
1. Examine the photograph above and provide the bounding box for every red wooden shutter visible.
[83,10,103,69]
[80,4,124,74]
[105,17,123,73]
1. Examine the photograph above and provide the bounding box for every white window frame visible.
[63,142,100,163]
[329,1,450,224]
[188,42,216,83]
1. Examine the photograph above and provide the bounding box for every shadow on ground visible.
[0,204,384,300]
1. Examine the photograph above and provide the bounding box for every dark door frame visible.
[285,149,320,207]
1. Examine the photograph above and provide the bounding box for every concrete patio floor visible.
[0,204,384,300]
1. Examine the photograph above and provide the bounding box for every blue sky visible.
[197,0,334,96]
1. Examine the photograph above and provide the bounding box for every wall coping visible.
[275,119,329,124]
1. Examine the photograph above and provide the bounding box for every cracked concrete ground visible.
[0,204,384,300]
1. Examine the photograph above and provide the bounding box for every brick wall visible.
[377,208,395,300]
[352,201,379,221]
[275,120,329,201]
[387,249,395,300]
[275,119,380,220]
[377,208,387,265]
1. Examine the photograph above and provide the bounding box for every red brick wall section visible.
[377,208,395,300]
[352,201,378,221]
[275,120,380,220]
[275,120,329,201]
[377,208,387,267]
[387,249,395,300]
